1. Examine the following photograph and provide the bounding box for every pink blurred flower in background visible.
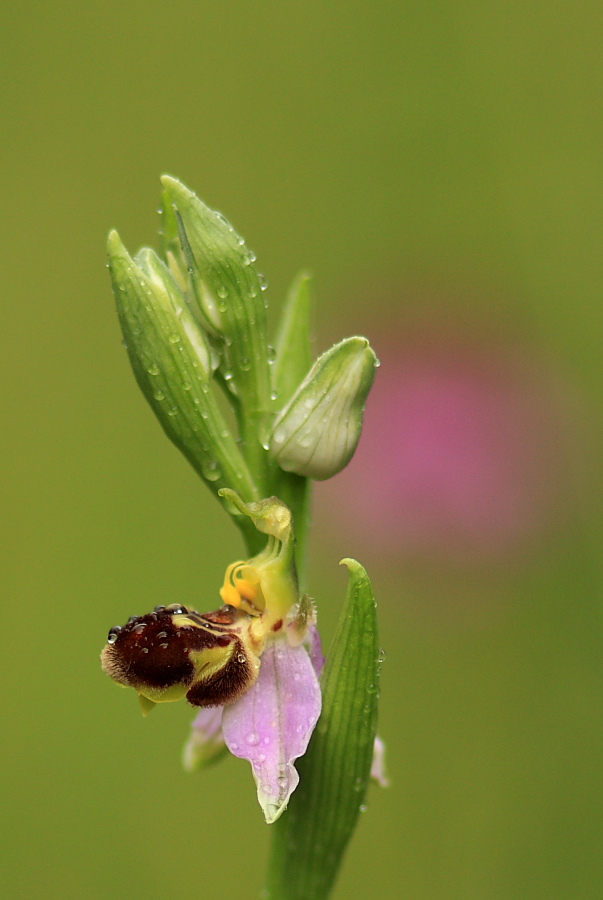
[317,328,567,564]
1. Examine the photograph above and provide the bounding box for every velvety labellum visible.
[101,604,261,709]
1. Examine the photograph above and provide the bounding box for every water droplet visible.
[202,460,221,482]
[270,390,278,401]
[258,273,268,291]
[141,647,149,654]
[168,333,180,344]
[107,626,121,643]
[257,752,266,763]
[247,732,260,746]
[378,648,386,661]
[240,357,251,372]
[272,428,285,445]
[223,371,233,381]
[304,397,316,410]
[230,741,239,751]
[267,345,277,364]
[153,390,165,401]
[359,804,367,813]
[216,285,228,300]
[147,363,160,376]
[182,381,191,391]
[167,406,178,416]
[237,653,246,664]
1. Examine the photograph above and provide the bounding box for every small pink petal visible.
[183,706,226,772]
[222,637,322,823]
[371,735,389,788]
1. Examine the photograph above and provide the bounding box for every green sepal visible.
[269,337,378,480]
[273,272,313,407]
[107,230,261,547]
[265,559,381,900]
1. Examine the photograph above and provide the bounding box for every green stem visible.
[271,471,312,589]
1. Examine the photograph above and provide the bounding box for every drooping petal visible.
[370,735,389,787]
[222,637,321,823]
[182,706,228,772]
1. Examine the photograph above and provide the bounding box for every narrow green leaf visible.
[265,559,381,900]
[273,272,313,407]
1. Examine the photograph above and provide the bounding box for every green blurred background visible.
[2,1,603,898]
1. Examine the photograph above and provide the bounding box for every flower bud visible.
[269,337,378,480]
[107,230,257,505]
[160,176,271,415]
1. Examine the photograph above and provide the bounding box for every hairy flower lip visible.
[101,603,261,710]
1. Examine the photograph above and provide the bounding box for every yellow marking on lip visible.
[171,614,207,630]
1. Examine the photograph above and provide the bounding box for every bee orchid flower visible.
[101,490,323,823]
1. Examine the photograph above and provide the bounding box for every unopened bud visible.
[269,337,378,480]
[107,230,257,503]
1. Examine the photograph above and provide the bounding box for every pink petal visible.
[182,706,227,772]
[222,637,322,823]
[371,735,389,787]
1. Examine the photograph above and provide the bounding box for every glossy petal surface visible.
[222,637,321,823]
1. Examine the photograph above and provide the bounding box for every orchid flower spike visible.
[101,491,323,823]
